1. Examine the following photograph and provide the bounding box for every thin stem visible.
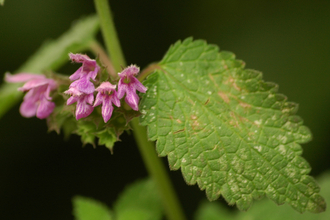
[89,40,117,80]
[138,62,162,82]
[131,118,187,220]
[94,0,126,73]
[93,0,187,219]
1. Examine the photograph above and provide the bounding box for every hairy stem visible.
[94,0,125,76]
[93,0,186,219]
[138,62,162,82]
[131,118,187,220]
[89,40,117,80]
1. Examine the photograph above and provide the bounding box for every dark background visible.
[1,0,330,219]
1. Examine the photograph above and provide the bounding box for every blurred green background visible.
[0,0,330,219]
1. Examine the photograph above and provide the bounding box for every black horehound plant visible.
[0,0,327,220]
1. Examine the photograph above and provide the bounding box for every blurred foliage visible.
[72,178,162,220]
[113,178,163,220]
[0,0,329,219]
[73,196,113,220]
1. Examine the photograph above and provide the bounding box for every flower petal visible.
[93,92,104,107]
[5,73,45,83]
[112,92,121,107]
[117,79,127,99]
[69,53,93,64]
[69,53,100,81]
[19,98,38,118]
[131,77,147,93]
[95,81,116,93]
[75,96,94,120]
[69,67,83,81]
[85,64,100,80]
[101,98,114,123]
[70,77,95,94]
[23,89,40,102]
[64,87,83,96]
[86,93,94,105]
[6,73,57,119]
[18,79,49,92]
[119,65,140,78]
[36,98,55,119]
[125,86,140,111]
[67,96,79,105]
[44,84,54,100]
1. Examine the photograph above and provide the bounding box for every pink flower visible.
[64,87,94,120]
[93,82,120,123]
[117,65,147,111]
[68,53,100,94]
[5,73,57,119]
[65,53,100,120]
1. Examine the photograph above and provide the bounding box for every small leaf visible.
[140,38,326,212]
[0,15,99,119]
[72,196,113,220]
[117,105,142,125]
[96,127,117,152]
[47,105,76,134]
[76,120,97,147]
[114,179,163,220]
[104,111,132,138]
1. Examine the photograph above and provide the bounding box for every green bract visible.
[139,38,326,212]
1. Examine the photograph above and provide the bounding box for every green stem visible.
[89,40,117,80]
[131,118,187,220]
[93,1,186,219]
[138,62,161,82]
[94,0,126,74]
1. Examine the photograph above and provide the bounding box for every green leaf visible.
[139,38,326,212]
[72,179,162,220]
[0,0,4,6]
[106,111,132,138]
[72,196,113,220]
[96,127,117,152]
[114,179,163,220]
[0,15,99,119]
[47,104,77,138]
[195,171,330,220]
[76,120,97,147]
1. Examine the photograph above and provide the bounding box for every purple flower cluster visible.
[6,53,147,123]
[5,73,57,119]
[65,54,147,123]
